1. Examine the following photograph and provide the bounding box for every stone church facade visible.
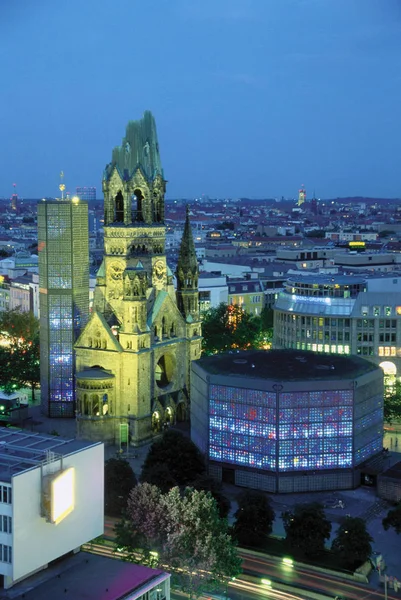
[74,111,202,445]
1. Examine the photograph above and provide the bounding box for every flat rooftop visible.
[195,349,380,381]
[3,552,168,600]
[0,428,100,482]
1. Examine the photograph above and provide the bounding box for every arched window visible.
[162,317,167,337]
[92,395,100,416]
[133,189,144,222]
[115,191,124,222]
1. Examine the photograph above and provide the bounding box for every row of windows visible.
[209,446,354,471]
[278,312,400,329]
[275,340,351,355]
[0,516,12,534]
[0,487,11,504]
[361,306,401,317]
[0,544,12,564]
[278,314,351,328]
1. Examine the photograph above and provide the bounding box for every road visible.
[103,518,398,600]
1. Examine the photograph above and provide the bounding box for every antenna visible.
[59,171,66,200]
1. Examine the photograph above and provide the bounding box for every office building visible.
[38,197,89,417]
[0,429,103,589]
[191,350,383,494]
[76,186,96,201]
[273,274,401,382]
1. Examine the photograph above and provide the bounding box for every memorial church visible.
[74,111,202,445]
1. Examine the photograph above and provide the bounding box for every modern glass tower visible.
[38,197,89,417]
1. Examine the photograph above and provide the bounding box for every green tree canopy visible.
[232,490,275,549]
[140,430,205,487]
[383,502,401,535]
[116,484,241,598]
[201,302,270,355]
[190,473,231,519]
[282,503,331,558]
[331,517,373,569]
[104,458,137,517]
[0,309,40,399]
[384,381,401,423]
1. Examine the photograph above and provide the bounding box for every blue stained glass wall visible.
[208,385,363,472]
[39,200,89,417]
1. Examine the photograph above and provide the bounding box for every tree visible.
[0,309,40,400]
[331,517,373,569]
[233,490,275,549]
[117,484,241,598]
[201,303,262,355]
[282,503,331,558]
[141,430,205,487]
[104,458,137,517]
[191,473,231,519]
[384,381,401,423]
[0,308,39,343]
[383,502,401,535]
[163,487,241,597]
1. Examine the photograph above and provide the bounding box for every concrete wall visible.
[11,443,104,585]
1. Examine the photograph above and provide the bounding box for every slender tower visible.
[38,175,89,417]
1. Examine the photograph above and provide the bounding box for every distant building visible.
[191,349,383,494]
[198,272,228,312]
[76,186,96,201]
[0,429,103,590]
[227,274,264,316]
[38,198,89,417]
[273,273,401,383]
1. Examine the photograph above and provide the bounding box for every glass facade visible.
[208,384,381,473]
[39,200,89,417]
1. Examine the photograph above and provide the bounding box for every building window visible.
[385,307,392,317]
[373,307,380,317]
[0,486,11,504]
[0,516,11,533]
[0,544,12,563]
[397,307,401,315]
[361,306,369,316]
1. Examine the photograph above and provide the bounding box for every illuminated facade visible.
[273,274,401,382]
[191,350,383,493]
[75,111,201,445]
[38,198,89,417]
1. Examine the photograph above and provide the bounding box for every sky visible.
[1,0,401,200]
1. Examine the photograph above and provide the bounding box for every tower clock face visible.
[153,260,165,280]
[108,261,124,280]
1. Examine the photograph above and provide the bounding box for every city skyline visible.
[2,0,401,199]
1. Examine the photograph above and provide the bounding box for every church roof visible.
[147,290,168,327]
[104,111,164,183]
[96,260,105,278]
[76,369,115,380]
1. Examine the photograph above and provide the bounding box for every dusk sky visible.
[1,0,401,200]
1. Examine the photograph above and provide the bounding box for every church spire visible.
[176,206,199,319]
[177,206,197,282]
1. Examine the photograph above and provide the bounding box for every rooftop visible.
[3,552,168,600]
[0,429,100,482]
[195,349,380,381]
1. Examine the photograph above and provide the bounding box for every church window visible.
[92,395,100,416]
[115,191,124,222]
[162,317,167,337]
[83,394,89,415]
[88,337,92,348]
[133,189,144,222]
[170,322,176,337]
